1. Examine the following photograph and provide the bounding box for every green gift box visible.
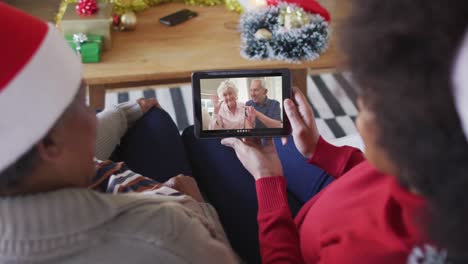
[66,34,103,63]
[60,2,113,51]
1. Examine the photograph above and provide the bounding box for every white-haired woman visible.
[209,80,256,130]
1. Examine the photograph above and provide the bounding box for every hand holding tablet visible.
[192,68,292,138]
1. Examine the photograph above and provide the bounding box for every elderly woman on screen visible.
[209,80,255,130]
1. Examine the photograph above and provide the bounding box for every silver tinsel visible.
[239,3,330,62]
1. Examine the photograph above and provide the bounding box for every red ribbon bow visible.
[76,0,99,16]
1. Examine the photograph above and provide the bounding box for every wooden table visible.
[82,2,346,110]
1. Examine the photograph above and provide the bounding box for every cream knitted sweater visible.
[0,103,239,263]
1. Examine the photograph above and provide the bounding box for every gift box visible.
[59,2,113,50]
[66,34,103,63]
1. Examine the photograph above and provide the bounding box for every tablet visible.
[192,68,292,138]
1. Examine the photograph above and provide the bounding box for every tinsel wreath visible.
[240,3,329,62]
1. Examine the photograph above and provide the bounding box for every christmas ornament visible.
[112,14,121,27]
[76,0,99,15]
[278,5,311,30]
[225,0,244,12]
[254,28,272,40]
[72,32,88,54]
[67,33,104,63]
[240,3,330,62]
[57,0,231,26]
[119,11,137,30]
[233,0,268,12]
[267,0,330,21]
[60,2,113,50]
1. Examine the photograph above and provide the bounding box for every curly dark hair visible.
[341,0,468,260]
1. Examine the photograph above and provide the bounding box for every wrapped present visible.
[66,33,103,63]
[59,2,113,51]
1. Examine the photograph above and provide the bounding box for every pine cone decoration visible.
[76,0,99,16]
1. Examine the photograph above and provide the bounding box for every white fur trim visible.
[0,24,82,172]
[453,30,468,140]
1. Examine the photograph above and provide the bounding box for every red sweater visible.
[255,137,434,263]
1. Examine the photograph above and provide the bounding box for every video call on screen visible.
[200,76,283,132]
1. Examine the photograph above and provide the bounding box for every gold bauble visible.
[278,6,311,30]
[254,28,272,40]
[120,11,137,30]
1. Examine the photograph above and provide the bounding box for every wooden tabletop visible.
[82,1,347,88]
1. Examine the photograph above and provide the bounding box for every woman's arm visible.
[95,99,158,160]
[209,98,224,130]
[244,118,253,129]
[282,88,364,178]
[309,136,365,179]
[95,101,143,160]
[256,176,303,263]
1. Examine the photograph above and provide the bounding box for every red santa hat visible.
[0,3,82,172]
[453,30,468,140]
[266,0,331,21]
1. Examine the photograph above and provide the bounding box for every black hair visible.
[341,0,468,260]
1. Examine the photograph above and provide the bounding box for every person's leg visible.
[111,108,191,182]
[181,126,333,263]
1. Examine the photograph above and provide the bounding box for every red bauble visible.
[112,14,121,27]
[76,0,99,16]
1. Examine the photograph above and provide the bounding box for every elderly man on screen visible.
[246,79,282,128]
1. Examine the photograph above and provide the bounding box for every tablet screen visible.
[192,69,291,138]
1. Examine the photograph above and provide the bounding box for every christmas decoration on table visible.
[59,2,113,50]
[113,11,137,30]
[240,0,330,62]
[66,33,104,63]
[224,0,244,13]
[57,0,225,26]
[112,14,120,26]
[76,0,99,15]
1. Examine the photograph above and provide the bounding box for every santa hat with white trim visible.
[453,30,468,140]
[0,3,82,172]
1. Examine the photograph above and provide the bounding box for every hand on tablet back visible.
[283,87,320,159]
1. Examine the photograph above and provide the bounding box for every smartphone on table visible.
[159,9,198,26]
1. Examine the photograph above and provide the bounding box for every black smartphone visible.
[159,9,198,26]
